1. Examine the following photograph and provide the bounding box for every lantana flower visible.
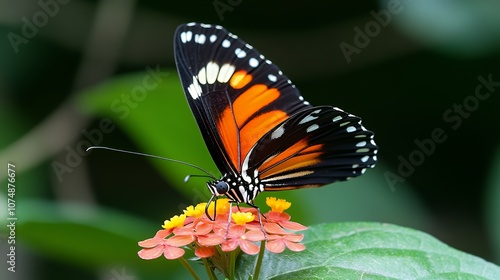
[137,197,307,278]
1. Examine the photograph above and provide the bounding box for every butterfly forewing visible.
[174,23,310,175]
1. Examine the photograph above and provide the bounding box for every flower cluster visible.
[138,197,307,261]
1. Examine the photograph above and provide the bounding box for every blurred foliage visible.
[0,0,499,279]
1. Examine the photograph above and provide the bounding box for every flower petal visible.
[195,220,213,235]
[232,211,255,225]
[173,226,194,236]
[155,229,173,238]
[221,239,239,252]
[227,224,246,237]
[285,233,304,243]
[240,239,260,255]
[266,211,290,222]
[284,240,306,252]
[264,222,287,235]
[266,239,285,254]
[279,220,308,231]
[195,246,215,258]
[198,233,225,247]
[163,246,185,260]
[138,237,164,248]
[244,230,266,242]
[166,234,195,247]
[138,246,164,259]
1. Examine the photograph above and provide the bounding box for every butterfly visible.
[174,23,378,215]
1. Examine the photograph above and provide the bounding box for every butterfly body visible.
[174,23,378,208]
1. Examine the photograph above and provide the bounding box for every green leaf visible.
[237,222,500,279]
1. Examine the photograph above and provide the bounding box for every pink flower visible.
[138,229,195,260]
[220,224,265,255]
[266,233,305,253]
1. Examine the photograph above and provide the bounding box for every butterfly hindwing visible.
[242,106,377,190]
[174,23,311,174]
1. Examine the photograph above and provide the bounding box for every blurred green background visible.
[1,0,500,279]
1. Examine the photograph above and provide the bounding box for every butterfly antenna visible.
[184,174,214,183]
[86,146,216,180]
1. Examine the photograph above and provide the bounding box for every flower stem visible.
[252,241,266,280]
[179,257,201,280]
[202,257,218,280]
[229,249,237,280]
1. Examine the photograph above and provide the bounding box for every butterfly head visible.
[206,172,265,205]
[207,179,230,196]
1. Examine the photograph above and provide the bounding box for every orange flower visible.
[137,197,307,262]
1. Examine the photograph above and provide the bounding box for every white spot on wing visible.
[299,110,320,124]
[195,34,206,44]
[268,74,277,82]
[249,57,259,68]
[356,141,366,147]
[210,34,217,43]
[271,125,285,139]
[235,48,246,58]
[361,155,369,162]
[218,63,235,83]
[197,67,207,84]
[332,116,342,122]
[187,76,202,99]
[206,62,220,84]
[183,31,192,43]
[307,124,319,132]
[222,39,231,48]
[346,126,356,133]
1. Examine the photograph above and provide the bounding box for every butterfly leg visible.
[224,202,234,239]
[205,194,217,221]
[246,202,267,240]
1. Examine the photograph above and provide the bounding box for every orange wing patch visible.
[230,70,252,89]
[260,142,323,179]
[240,110,287,165]
[217,77,288,170]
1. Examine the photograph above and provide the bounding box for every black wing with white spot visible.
[174,23,311,175]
